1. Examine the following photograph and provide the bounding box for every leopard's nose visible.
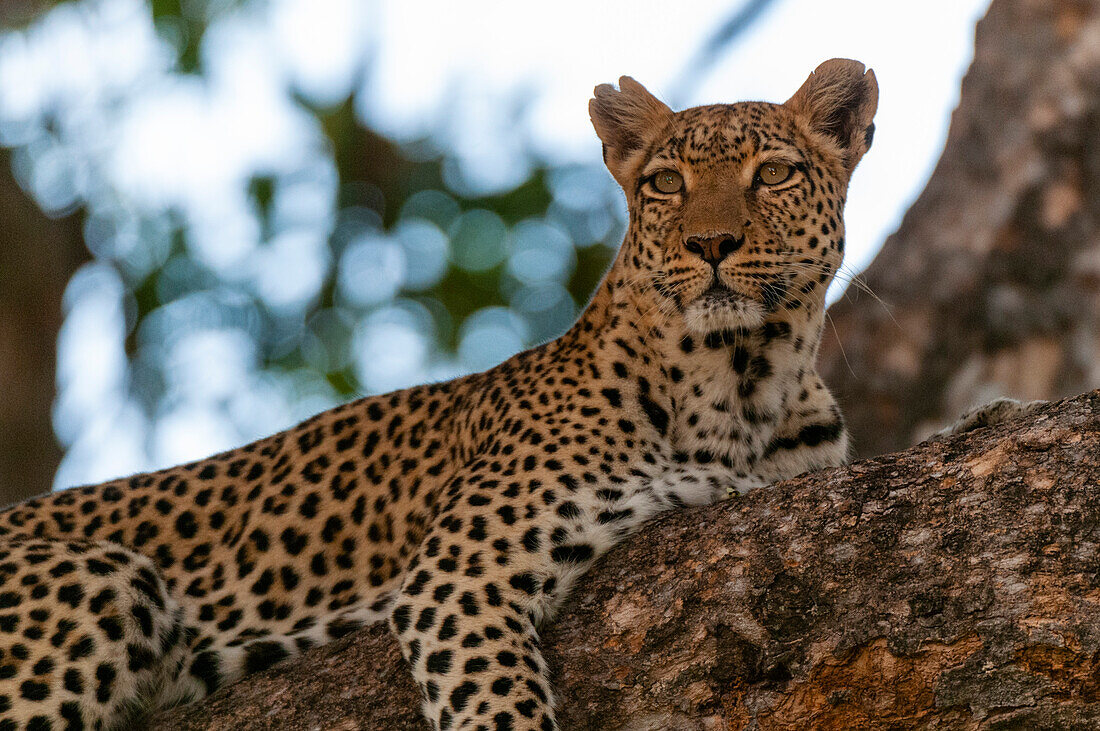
[684,234,745,267]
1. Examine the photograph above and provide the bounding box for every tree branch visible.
[153,390,1100,728]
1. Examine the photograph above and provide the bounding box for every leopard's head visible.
[591,59,877,333]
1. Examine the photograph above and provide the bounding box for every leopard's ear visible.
[589,76,673,187]
[785,59,878,174]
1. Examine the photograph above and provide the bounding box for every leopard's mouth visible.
[700,280,737,302]
[682,276,765,333]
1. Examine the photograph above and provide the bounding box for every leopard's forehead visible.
[649,102,801,166]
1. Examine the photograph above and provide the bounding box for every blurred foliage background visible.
[0,0,643,498]
[0,0,985,501]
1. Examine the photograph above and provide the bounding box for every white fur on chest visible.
[669,339,798,467]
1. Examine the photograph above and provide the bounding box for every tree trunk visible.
[0,148,86,504]
[152,389,1100,729]
[820,0,1100,457]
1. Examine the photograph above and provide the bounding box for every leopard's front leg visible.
[392,467,567,731]
[390,461,689,730]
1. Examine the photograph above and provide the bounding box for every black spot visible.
[556,501,580,519]
[392,604,412,633]
[63,669,83,694]
[48,561,76,578]
[597,508,634,524]
[762,420,844,458]
[638,395,669,436]
[762,321,792,341]
[280,566,301,591]
[189,651,222,694]
[521,528,541,553]
[557,475,579,492]
[509,573,539,595]
[415,607,437,632]
[703,330,727,349]
[68,635,95,661]
[244,641,289,674]
[405,570,431,596]
[95,663,115,703]
[173,511,199,539]
[327,617,362,639]
[600,388,622,407]
[50,619,76,647]
[550,544,594,564]
[459,592,480,616]
[88,588,115,614]
[279,527,309,556]
[56,580,83,611]
[516,698,538,718]
[60,701,83,730]
[465,656,489,673]
[97,616,124,641]
[426,649,453,674]
[438,614,458,641]
[526,679,548,702]
[322,515,343,542]
[131,604,154,638]
[251,569,275,595]
[467,517,488,542]
[450,681,478,712]
[127,644,157,672]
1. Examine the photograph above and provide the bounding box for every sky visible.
[0,0,991,487]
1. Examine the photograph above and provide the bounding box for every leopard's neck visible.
[574,279,826,459]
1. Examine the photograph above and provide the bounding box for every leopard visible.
[0,59,881,730]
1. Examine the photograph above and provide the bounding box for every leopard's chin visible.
[682,284,765,334]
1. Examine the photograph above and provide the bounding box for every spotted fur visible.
[0,59,876,729]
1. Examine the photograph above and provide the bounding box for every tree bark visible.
[820,0,1100,457]
[152,389,1100,730]
[0,148,86,505]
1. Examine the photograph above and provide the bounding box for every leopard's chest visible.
[668,348,798,467]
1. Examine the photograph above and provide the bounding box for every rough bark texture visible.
[821,0,1100,457]
[153,389,1100,730]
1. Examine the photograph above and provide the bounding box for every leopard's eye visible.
[650,170,683,194]
[758,162,792,185]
